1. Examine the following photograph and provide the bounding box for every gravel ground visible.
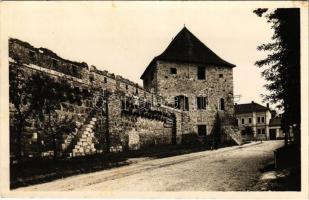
[15,140,284,191]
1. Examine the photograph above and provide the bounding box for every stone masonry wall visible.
[154,60,235,142]
[9,38,176,158]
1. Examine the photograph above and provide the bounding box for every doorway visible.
[269,129,276,140]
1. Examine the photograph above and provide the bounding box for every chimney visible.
[251,101,254,104]
[267,103,269,108]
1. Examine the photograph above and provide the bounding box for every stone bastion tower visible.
[141,27,242,145]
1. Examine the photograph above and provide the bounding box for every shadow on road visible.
[11,144,229,189]
[255,143,301,191]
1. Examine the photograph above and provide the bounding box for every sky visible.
[2,1,301,109]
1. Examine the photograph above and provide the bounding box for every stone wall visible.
[9,38,176,158]
[151,60,234,141]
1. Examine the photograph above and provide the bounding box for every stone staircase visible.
[222,125,244,145]
[218,112,244,145]
[63,116,98,157]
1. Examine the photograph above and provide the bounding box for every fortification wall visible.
[9,38,177,158]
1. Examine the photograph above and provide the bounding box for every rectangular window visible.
[175,95,189,111]
[125,84,128,90]
[219,74,223,78]
[257,129,261,134]
[135,88,139,95]
[184,97,189,111]
[197,125,207,137]
[261,117,265,123]
[248,118,252,124]
[196,96,207,110]
[170,68,177,75]
[72,65,78,76]
[52,59,58,68]
[261,129,265,134]
[29,51,36,62]
[220,98,225,111]
[241,118,245,124]
[197,66,206,80]
[257,117,261,123]
[104,77,107,83]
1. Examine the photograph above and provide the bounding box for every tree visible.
[253,8,300,146]
[31,73,79,160]
[9,61,39,162]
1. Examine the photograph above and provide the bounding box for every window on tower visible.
[170,68,177,75]
[196,96,207,110]
[197,66,206,80]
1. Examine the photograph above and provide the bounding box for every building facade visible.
[234,101,284,140]
[141,27,237,143]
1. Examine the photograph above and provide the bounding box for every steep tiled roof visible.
[141,27,235,79]
[235,102,269,114]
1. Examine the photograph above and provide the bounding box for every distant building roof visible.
[235,102,270,114]
[141,27,235,79]
[269,116,282,126]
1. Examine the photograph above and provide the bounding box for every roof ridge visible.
[141,27,236,79]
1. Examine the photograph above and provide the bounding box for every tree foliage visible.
[9,61,38,161]
[10,60,87,160]
[30,73,78,159]
[253,8,300,135]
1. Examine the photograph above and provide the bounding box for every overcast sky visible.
[3,1,301,109]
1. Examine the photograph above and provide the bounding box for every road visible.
[16,140,283,191]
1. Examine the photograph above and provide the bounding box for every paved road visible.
[16,140,283,191]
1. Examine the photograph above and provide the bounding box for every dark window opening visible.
[52,59,58,68]
[174,95,189,111]
[248,118,252,124]
[197,96,207,110]
[29,51,36,62]
[135,88,139,95]
[257,117,261,123]
[125,84,128,90]
[170,68,177,75]
[261,117,265,123]
[197,125,207,137]
[219,74,223,78]
[197,66,206,80]
[104,77,107,83]
[72,65,78,76]
[242,118,245,124]
[220,98,225,111]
